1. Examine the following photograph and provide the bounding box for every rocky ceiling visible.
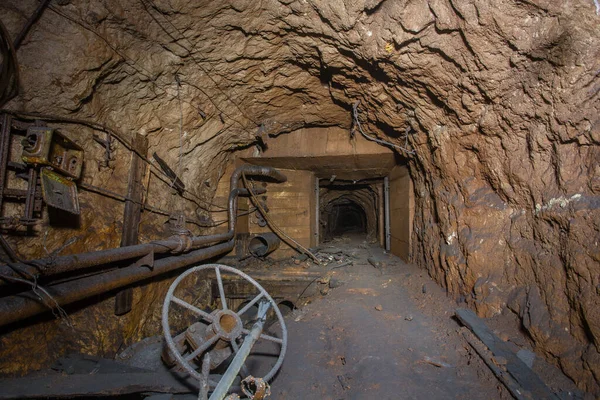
[1,0,599,393]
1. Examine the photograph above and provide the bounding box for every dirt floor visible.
[260,234,505,399]
[264,234,586,400]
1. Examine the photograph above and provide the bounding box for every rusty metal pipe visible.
[248,232,281,257]
[0,239,235,327]
[0,166,281,285]
[0,165,286,327]
[229,165,287,193]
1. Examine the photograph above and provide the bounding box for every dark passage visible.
[323,199,367,240]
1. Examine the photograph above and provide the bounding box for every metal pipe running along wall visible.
[0,165,287,328]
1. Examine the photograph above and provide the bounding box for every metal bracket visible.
[132,250,154,270]
[93,132,115,169]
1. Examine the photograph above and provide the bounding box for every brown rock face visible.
[1,0,599,392]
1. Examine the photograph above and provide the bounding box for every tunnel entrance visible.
[319,182,381,244]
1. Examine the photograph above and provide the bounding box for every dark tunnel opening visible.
[328,200,367,237]
[321,198,370,242]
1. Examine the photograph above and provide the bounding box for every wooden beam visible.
[0,372,194,399]
[455,308,559,400]
[115,133,148,316]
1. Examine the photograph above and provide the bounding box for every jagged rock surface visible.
[1,0,599,392]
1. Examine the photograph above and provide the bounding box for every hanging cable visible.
[242,173,320,263]
[352,100,415,155]
[13,0,52,50]
[78,181,254,228]
[0,110,231,212]
[0,19,19,109]
[139,0,260,127]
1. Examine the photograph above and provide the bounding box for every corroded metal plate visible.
[40,168,80,214]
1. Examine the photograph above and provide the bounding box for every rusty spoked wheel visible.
[161,263,288,390]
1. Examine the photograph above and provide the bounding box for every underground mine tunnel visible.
[0,0,598,399]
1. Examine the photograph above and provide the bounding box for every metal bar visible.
[209,301,270,400]
[0,114,12,213]
[241,328,284,345]
[236,293,263,317]
[0,239,235,328]
[384,176,391,252]
[184,334,219,362]
[230,340,250,377]
[258,333,283,344]
[171,296,214,322]
[115,134,148,315]
[314,176,319,247]
[214,266,228,310]
[199,353,211,400]
[23,168,37,220]
[378,182,385,248]
[2,188,27,198]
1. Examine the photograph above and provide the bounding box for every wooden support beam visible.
[115,133,148,316]
[0,371,194,399]
[455,308,559,400]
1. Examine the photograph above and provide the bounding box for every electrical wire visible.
[138,0,260,127]
[13,0,52,50]
[0,109,231,212]
[242,173,320,263]
[352,100,415,155]
[78,181,256,228]
[0,18,19,109]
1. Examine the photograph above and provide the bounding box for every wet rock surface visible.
[0,0,598,392]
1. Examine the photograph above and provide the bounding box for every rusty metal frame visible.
[0,114,44,230]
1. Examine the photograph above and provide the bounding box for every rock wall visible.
[1,0,599,392]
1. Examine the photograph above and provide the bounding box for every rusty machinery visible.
[0,113,83,232]
[162,264,287,400]
[0,165,288,327]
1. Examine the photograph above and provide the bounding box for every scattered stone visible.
[375,305,383,311]
[405,315,413,321]
[423,356,453,368]
[329,278,344,289]
[337,374,351,390]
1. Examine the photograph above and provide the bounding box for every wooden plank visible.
[0,372,194,399]
[461,328,530,400]
[455,308,559,400]
[52,353,152,375]
[115,133,149,316]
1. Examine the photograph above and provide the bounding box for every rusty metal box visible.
[21,127,84,180]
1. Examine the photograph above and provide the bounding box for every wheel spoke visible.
[215,266,228,310]
[231,340,250,377]
[242,328,284,345]
[171,296,213,322]
[184,334,219,362]
[237,293,264,317]
[259,333,283,344]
